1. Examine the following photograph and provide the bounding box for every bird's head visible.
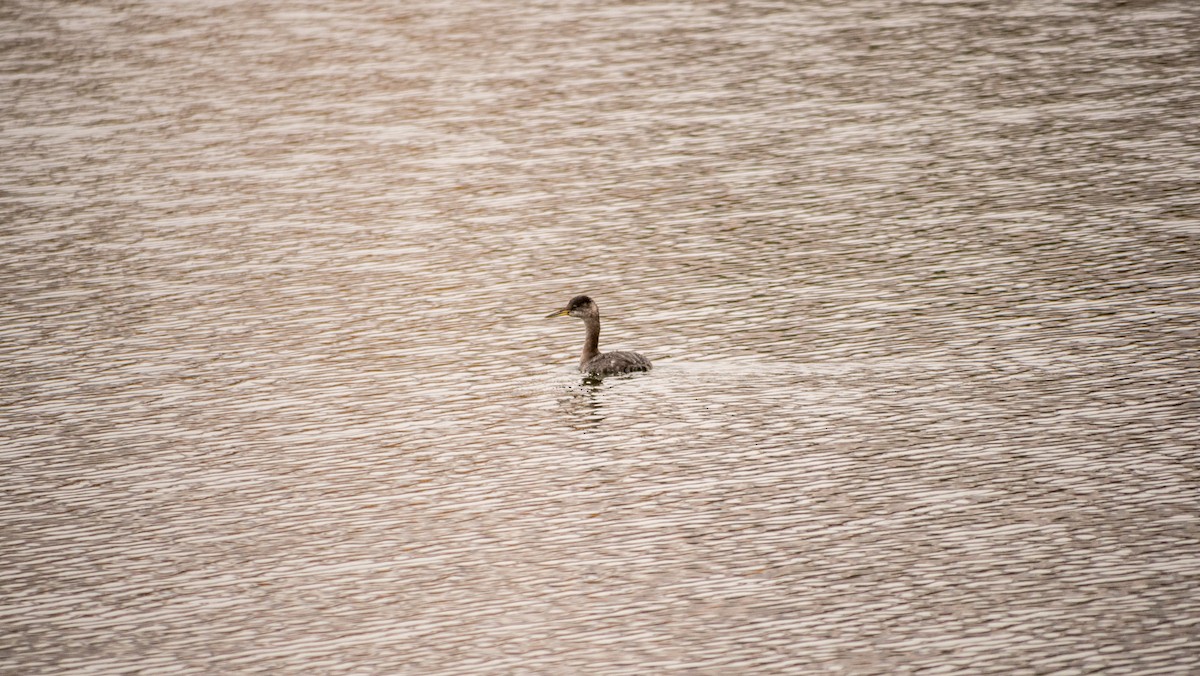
[546,294,598,320]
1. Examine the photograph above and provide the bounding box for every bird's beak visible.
[545,308,570,319]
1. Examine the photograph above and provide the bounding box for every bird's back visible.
[582,350,652,375]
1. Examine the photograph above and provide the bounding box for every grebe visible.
[546,295,652,375]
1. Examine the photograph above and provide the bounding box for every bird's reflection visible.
[556,374,608,429]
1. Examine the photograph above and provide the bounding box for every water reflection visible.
[557,376,608,428]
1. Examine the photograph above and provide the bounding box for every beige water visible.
[2,0,1198,673]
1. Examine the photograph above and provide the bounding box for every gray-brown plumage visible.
[546,295,652,375]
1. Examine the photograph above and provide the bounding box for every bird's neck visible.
[580,316,601,365]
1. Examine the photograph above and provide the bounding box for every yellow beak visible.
[545,308,570,319]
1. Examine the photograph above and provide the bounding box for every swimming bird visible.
[546,295,652,375]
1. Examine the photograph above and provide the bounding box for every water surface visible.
[2,0,1198,672]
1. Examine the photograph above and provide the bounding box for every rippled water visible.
[3,0,1198,673]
